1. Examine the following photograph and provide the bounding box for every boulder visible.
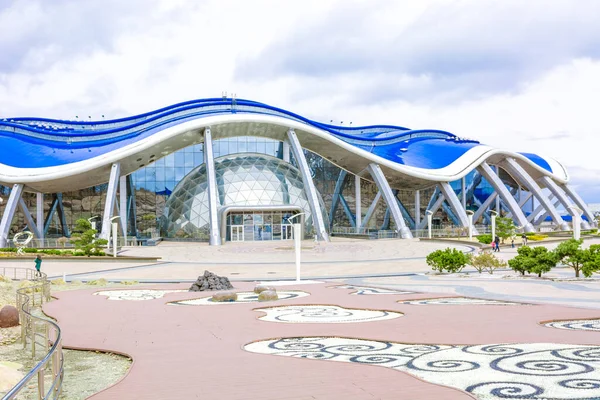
[211,291,238,302]
[189,270,233,291]
[254,285,277,294]
[0,305,19,328]
[258,290,278,302]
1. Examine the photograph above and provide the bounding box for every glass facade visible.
[0,136,530,241]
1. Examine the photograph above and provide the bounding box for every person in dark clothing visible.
[494,235,500,252]
[34,255,42,277]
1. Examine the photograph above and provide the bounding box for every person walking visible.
[34,255,42,278]
[494,235,500,252]
[511,237,515,248]
[521,233,528,246]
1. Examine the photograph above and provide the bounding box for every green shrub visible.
[508,245,558,277]
[426,248,472,273]
[476,234,493,244]
[70,218,108,257]
[555,239,600,278]
[471,251,507,274]
[0,247,17,252]
[87,278,108,286]
[23,248,38,253]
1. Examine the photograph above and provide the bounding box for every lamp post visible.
[466,210,474,241]
[88,215,99,234]
[109,216,120,258]
[568,206,583,240]
[287,213,305,282]
[490,210,498,241]
[426,210,433,239]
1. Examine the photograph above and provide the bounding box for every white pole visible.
[570,206,582,240]
[467,211,473,241]
[427,211,433,239]
[294,223,301,281]
[112,222,118,258]
[491,212,497,240]
[63,272,66,282]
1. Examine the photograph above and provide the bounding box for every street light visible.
[88,215,99,232]
[568,206,583,240]
[490,210,498,241]
[426,210,433,239]
[287,213,305,282]
[109,216,120,258]
[466,210,474,241]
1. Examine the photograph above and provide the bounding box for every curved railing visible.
[1,268,64,400]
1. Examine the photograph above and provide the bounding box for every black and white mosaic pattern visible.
[256,305,402,323]
[169,291,309,306]
[245,337,600,400]
[333,285,414,295]
[94,289,187,301]
[544,319,600,332]
[401,297,523,306]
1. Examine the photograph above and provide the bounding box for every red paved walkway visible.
[43,282,600,399]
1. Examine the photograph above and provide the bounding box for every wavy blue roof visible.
[0,98,544,173]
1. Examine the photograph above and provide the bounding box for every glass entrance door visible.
[230,225,244,241]
[282,224,293,240]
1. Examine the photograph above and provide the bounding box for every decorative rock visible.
[258,290,278,302]
[211,291,238,302]
[254,285,277,294]
[0,305,19,328]
[189,270,233,292]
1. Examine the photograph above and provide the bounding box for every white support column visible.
[438,182,478,234]
[355,176,361,233]
[539,176,583,228]
[204,127,222,245]
[18,198,41,238]
[418,193,446,230]
[528,194,554,223]
[478,162,535,232]
[287,129,329,241]
[361,192,382,229]
[366,163,412,238]
[414,190,421,228]
[560,183,596,228]
[100,163,121,240]
[119,175,128,242]
[461,177,466,210]
[36,193,44,246]
[473,192,497,224]
[502,158,569,230]
[0,184,24,247]
[282,139,290,163]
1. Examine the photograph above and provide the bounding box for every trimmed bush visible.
[527,234,548,241]
[508,245,557,277]
[0,248,17,253]
[87,278,108,286]
[476,234,493,244]
[470,251,507,274]
[22,248,38,253]
[426,248,472,273]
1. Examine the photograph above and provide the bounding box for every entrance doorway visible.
[230,225,244,241]
[225,210,300,242]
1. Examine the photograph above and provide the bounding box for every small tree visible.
[70,218,108,257]
[555,239,600,278]
[495,217,516,244]
[508,245,557,277]
[426,248,472,273]
[57,236,68,249]
[471,251,507,274]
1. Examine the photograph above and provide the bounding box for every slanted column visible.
[18,198,41,238]
[0,184,24,247]
[355,176,361,232]
[502,158,569,230]
[560,183,596,228]
[329,170,347,228]
[478,162,535,232]
[438,182,478,234]
[100,163,121,240]
[37,193,44,246]
[119,175,128,241]
[473,192,497,224]
[204,127,222,245]
[461,177,466,210]
[366,163,412,238]
[287,129,329,241]
[361,192,382,229]
[414,190,420,228]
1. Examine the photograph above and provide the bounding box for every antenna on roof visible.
[222,91,227,99]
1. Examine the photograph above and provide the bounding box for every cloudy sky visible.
[1,0,598,202]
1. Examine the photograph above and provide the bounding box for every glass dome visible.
[160,153,329,240]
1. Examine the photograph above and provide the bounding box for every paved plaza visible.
[32,238,600,399]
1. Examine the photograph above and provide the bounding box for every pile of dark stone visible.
[189,270,233,291]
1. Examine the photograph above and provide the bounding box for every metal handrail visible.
[2,268,64,400]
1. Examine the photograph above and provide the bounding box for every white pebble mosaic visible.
[544,319,600,332]
[169,291,310,306]
[94,289,187,301]
[245,337,600,400]
[401,297,523,306]
[333,285,414,295]
[255,305,402,323]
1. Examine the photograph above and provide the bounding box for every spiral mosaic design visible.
[94,289,187,301]
[168,291,310,306]
[401,297,523,306]
[245,337,600,399]
[255,305,402,323]
[544,319,600,332]
[333,285,414,295]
